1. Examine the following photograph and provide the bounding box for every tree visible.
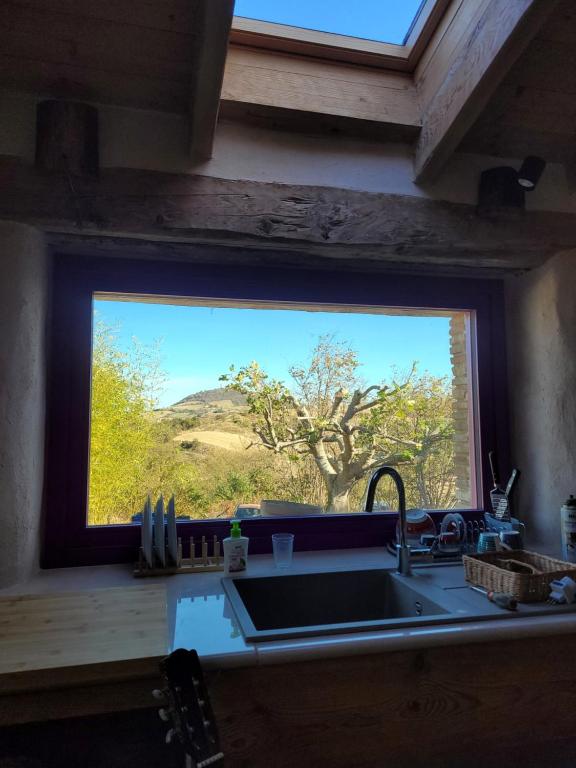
[360,372,456,511]
[89,321,172,524]
[221,336,455,512]
[89,321,284,523]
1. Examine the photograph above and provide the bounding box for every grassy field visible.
[175,429,256,452]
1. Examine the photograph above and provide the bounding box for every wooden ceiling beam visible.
[414,0,561,185]
[2,157,576,274]
[188,0,235,162]
[221,46,421,139]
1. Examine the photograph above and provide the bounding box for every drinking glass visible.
[478,532,499,553]
[272,533,294,569]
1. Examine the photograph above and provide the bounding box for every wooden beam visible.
[222,46,421,137]
[189,0,234,161]
[229,17,410,72]
[414,0,560,184]
[2,157,576,273]
[35,100,99,177]
[415,0,482,118]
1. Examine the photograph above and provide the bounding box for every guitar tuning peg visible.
[165,728,176,744]
[158,708,171,722]
[152,689,167,701]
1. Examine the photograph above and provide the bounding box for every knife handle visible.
[488,451,500,486]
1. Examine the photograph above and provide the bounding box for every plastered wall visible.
[0,221,48,586]
[506,251,576,553]
[1,90,575,213]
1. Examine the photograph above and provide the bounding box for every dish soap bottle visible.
[561,495,576,562]
[223,520,249,575]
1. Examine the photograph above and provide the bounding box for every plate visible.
[166,495,178,565]
[142,496,154,567]
[440,512,466,543]
[154,495,166,567]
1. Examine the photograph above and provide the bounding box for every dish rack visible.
[463,550,576,602]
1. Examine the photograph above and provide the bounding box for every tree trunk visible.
[326,485,352,513]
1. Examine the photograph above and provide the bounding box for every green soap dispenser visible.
[223,520,249,575]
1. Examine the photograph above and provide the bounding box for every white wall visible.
[1,90,574,212]
[0,221,48,586]
[506,251,576,554]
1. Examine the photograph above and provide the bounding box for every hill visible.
[155,387,254,451]
[175,387,247,408]
[155,387,249,422]
[154,387,253,454]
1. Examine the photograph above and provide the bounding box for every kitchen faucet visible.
[364,466,412,576]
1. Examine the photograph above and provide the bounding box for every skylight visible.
[233,0,426,46]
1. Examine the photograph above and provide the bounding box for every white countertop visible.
[2,548,576,671]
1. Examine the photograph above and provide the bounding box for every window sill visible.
[43,511,483,569]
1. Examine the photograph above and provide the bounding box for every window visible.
[234,0,425,46]
[89,298,476,526]
[230,0,451,71]
[44,256,507,568]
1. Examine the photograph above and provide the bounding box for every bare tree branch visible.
[340,387,382,425]
[358,384,382,401]
[328,390,345,421]
[253,426,310,453]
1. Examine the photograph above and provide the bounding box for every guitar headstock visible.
[155,649,224,768]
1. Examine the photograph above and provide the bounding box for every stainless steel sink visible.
[222,569,450,642]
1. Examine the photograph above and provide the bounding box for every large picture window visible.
[43,255,507,567]
[89,297,477,526]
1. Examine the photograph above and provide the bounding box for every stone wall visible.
[450,313,472,507]
[0,222,48,587]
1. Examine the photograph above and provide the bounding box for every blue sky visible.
[234,0,424,45]
[94,299,453,408]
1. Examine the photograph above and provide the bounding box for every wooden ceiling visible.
[459,0,576,168]
[0,0,235,160]
[0,0,198,113]
[2,0,575,273]
[0,0,572,178]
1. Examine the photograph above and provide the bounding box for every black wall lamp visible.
[478,156,546,214]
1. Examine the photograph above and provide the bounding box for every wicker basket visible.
[462,550,576,603]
